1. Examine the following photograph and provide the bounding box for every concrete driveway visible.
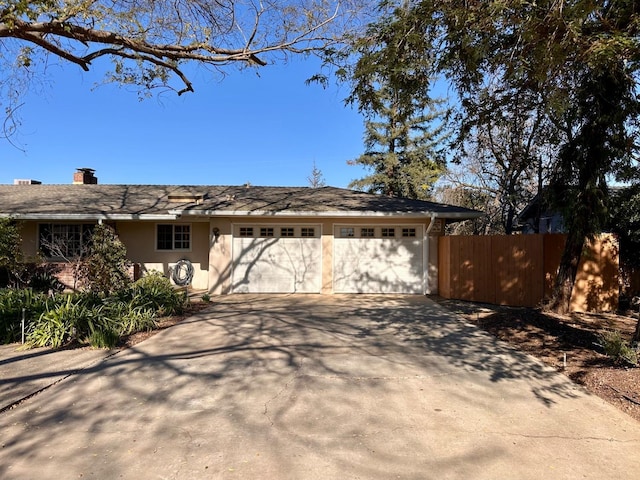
[0,294,639,479]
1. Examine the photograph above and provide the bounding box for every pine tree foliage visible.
[343,1,448,200]
[349,100,447,200]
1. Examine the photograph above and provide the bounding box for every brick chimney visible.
[73,168,98,185]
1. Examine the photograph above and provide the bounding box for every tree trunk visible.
[633,297,640,343]
[548,227,585,314]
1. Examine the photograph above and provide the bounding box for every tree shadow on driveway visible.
[0,294,638,480]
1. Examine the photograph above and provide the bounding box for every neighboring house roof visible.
[0,184,483,221]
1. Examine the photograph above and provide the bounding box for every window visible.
[301,227,315,237]
[39,224,94,258]
[281,227,295,237]
[157,224,191,250]
[260,227,274,237]
[402,228,417,238]
[381,228,395,238]
[340,227,355,238]
[360,228,375,238]
[239,227,254,237]
[174,225,190,249]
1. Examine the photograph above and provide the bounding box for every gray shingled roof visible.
[0,184,482,220]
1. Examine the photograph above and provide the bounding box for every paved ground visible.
[0,294,639,479]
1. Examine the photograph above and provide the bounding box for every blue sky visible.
[0,56,368,187]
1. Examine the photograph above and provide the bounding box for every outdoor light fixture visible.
[212,227,220,240]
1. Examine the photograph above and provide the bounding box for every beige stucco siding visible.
[208,219,233,294]
[16,216,441,295]
[117,221,210,290]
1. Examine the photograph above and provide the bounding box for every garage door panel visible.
[333,230,424,294]
[232,231,321,293]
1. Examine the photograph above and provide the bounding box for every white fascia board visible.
[2,213,181,221]
[169,209,484,220]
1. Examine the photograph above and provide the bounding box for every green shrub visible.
[130,271,185,316]
[79,224,132,296]
[201,293,211,303]
[0,219,26,288]
[599,330,638,366]
[27,295,89,348]
[103,298,157,335]
[4,271,185,348]
[0,288,49,343]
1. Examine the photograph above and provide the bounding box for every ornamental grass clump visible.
[599,330,638,367]
[129,271,186,316]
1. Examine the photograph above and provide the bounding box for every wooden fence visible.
[438,234,618,312]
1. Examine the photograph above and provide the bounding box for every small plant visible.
[599,330,638,367]
[89,328,119,349]
[201,293,211,303]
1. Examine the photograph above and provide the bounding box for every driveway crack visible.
[263,358,304,426]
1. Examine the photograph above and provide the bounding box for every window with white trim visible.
[281,227,295,237]
[402,228,417,238]
[260,227,274,237]
[381,227,395,238]
[301,227,316,237]
[157,224,191,250]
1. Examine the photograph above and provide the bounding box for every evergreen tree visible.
[343,1,448,200]
[307,161,327,188]
[349,100,447,200]
[80,224,131,296]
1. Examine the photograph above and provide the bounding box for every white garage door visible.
[333,225,425,294]
[232,225,322,293]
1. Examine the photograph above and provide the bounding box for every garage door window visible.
[281,227,295,237]
[239,227,254,237]
[340,227,355,237]
[260,227,274,237]
[361,227,375,237]
[381,228,395,238]
[301,227,316,237]
[402,228,417,237]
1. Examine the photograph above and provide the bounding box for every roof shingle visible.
[0,184,482,219]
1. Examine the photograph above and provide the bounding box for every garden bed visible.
[434,298,640,423]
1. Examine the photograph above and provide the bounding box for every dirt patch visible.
[434,297,640,423]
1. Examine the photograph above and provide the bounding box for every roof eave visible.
[169,209,484,219]
[0,213,181,221]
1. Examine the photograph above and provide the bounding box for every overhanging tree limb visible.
[0,0,365,137]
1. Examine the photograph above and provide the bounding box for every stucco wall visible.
[117,221,211,290]
[16,216,440,295]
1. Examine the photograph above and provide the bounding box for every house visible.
[517,192,565,234]
[0,169,482,295]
